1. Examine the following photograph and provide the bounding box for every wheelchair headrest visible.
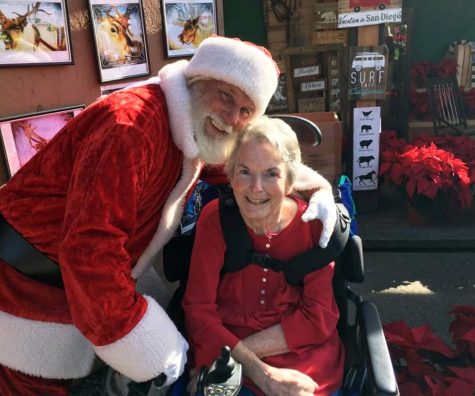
[269,114,322,146]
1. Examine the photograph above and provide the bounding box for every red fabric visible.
[201,164,229,185]
[0,86,182,345]
[183,197,344,396]
[0,365,71,396]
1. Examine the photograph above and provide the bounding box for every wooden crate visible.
[296,111,342,184]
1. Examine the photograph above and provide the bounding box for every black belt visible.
[0,215,64,288]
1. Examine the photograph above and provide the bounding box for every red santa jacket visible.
[0,61,203,383]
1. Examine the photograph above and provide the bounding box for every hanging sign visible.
[348,45,388,100]
[352,106,380,191]
[338,0,402,28]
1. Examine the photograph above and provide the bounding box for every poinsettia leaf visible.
[406,178,417,198]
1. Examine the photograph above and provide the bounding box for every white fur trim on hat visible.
[94,296,188,384]
[184,36,279,116]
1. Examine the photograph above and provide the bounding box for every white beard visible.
[190,91,237,164]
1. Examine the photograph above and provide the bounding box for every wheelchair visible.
[121,115,400,396]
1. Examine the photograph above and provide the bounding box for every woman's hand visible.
[254,365,318,396]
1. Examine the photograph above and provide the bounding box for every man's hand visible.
[301,189,337,248]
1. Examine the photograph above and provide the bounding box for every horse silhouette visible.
[355,171,376,185]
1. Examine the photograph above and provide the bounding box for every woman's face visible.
[230,139,291,228]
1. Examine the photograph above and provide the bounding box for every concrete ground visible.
[353,190,475,344]
[351,251,475,344]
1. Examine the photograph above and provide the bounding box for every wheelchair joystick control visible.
[197,346,242,396]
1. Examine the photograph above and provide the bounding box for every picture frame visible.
[0,105,84,177]
[161,0,217,58]
[100,80,140,96]
[88,0,150,83]
[0,0,73,67]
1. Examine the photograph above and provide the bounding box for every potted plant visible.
[379,131,473,224]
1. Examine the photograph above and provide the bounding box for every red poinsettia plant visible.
[379,131,473,217]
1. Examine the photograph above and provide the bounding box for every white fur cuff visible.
[292,163,330,191]
[94,296,188,384]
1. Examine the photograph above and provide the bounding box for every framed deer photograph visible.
[161,0,217,58]
[88,0,150,82]
[0,105,84,177]
[0,0,73,66]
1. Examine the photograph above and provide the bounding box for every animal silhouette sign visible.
[162,0,216,58]
[0,0,72,65]
[352,106,380,191]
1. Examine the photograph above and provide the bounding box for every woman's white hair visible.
[225,116,302,186]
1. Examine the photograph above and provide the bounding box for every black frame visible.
[88,0,150,82]
[160,0,217,58]
[0,0,74,67]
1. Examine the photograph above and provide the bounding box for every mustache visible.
[208,113,234,135]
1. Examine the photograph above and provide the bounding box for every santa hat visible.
[184,36,280,117]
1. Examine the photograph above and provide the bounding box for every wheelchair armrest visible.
[358,301,399,396]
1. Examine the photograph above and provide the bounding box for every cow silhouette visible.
[355,171,376,185]
[359,139,373,150]
[357,155,375,167]
[361,124,372,134]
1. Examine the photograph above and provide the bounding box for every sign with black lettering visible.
[300,80,325,92]
[337,0,402,28]
[348,45,388,100]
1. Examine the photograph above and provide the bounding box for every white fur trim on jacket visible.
[94,296,188,384]
[292,163,331,192]
[158,60,200,159]
[132,157,202,279]
[0,311,95,379]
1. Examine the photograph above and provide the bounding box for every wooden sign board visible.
[312,30,348,45]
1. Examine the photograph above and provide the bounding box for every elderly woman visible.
[183,117,344,396]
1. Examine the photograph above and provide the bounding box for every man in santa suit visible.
[0,36,337,395]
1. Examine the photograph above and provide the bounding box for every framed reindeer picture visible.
[161,0,217,58]
[0,105,84,177]
[0,0,73,66]
[88,0,150,82]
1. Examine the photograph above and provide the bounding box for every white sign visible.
[301,80,325,92]
[352,106,380,191]
[293,65,320,78]
[338,0,402,29]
